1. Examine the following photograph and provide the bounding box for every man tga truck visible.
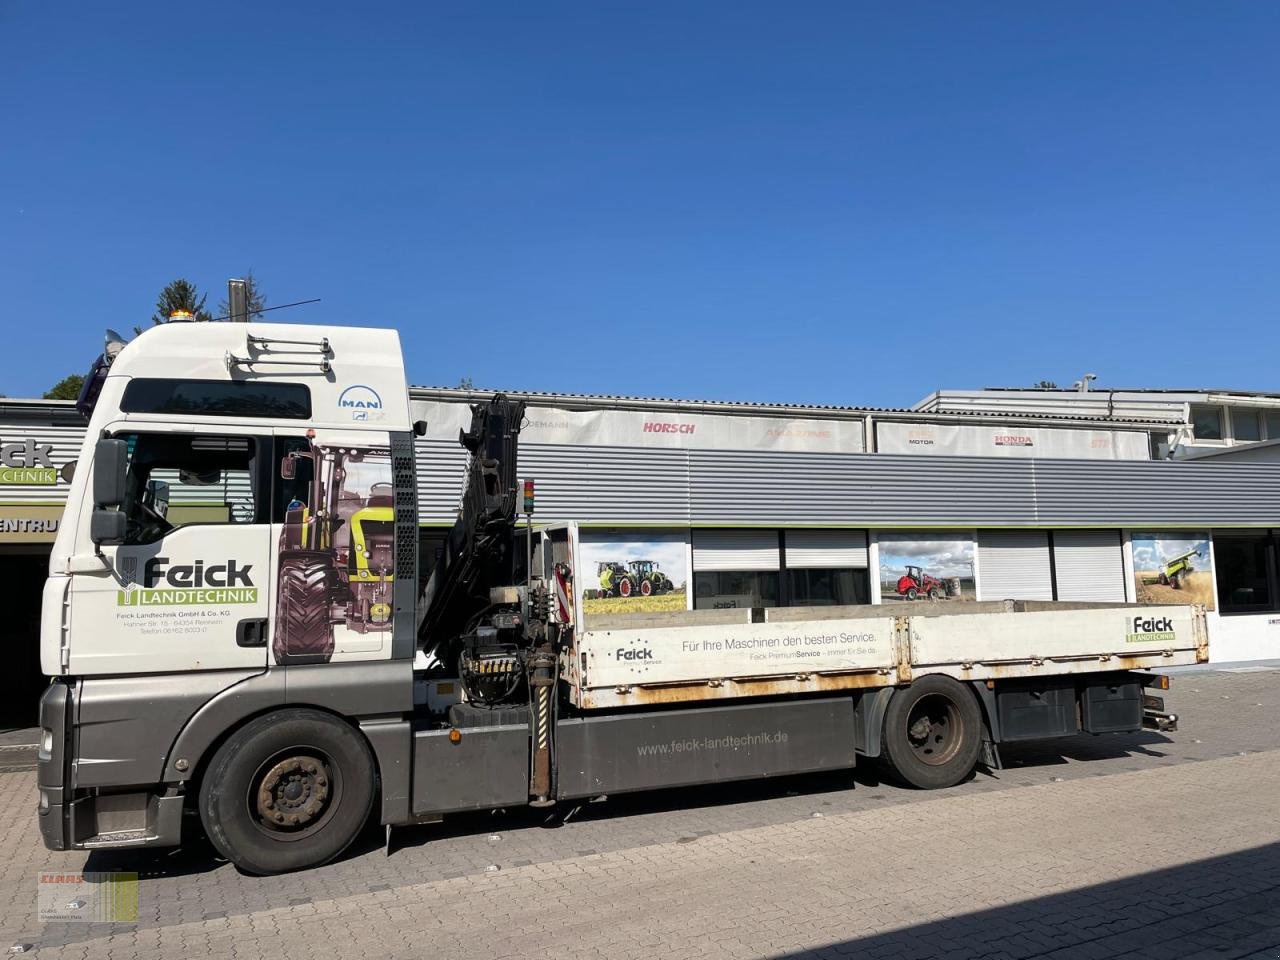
[37,321,1201,874]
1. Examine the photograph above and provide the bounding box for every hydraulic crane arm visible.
[416,395,527,663]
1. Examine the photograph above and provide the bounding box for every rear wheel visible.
[880,675,981,789]
[198,709,375,875]
[640,579,653,596]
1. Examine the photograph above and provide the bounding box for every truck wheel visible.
[199,709,375,875]
[880,675,981,790]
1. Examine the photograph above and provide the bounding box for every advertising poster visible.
[1130,532,1214,610]
[579,529,688,618]
[878,533,976,603]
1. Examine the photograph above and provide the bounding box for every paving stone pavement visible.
[0,668,1278,959]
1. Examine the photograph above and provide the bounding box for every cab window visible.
[116,433,266,544]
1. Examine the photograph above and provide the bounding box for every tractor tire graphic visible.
[274,554,336,664]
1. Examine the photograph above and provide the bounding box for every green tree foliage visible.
[43,374,85,400]
[218,270,268,321]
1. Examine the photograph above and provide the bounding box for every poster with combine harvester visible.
[273,438,397,664]
[579,529,689,620]
[878,533,977,603]
[1131,532,1215,611]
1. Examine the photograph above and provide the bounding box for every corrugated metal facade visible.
[417,440,1280,528]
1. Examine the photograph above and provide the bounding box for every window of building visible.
[1232,409,1262,443]
[787,568,869,606]
[1214,533,1277,614]
[118,433,263,544]
[693,570,780,609]
[120,378,312,420]
[1191,405,1224,441]
[1265,411,1280,441]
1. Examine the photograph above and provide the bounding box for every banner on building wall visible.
[0,505,64,543]
[1130,532,1215,611]
[414,400,866,453]
[578,529,688,620]
[878,533,977,603]
[875,421,1150,460]
[0,426,84,502]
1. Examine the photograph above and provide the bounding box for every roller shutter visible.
[691,530,779,571]
[1052,530,1126,602]
[784,530,869,568]
[978,530,1053,600]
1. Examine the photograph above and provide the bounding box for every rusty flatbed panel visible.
[569,603,1207,710]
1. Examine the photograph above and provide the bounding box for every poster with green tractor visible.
[1131,532,1214,610]
[579,530,688,618]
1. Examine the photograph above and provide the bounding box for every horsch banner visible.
[875,421,1150,460]
[414,401,867,454]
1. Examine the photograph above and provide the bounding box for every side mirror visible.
[92,438,128,507]
[90,509,127,545]
[280,456,296,480]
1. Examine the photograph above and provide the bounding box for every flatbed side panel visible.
[908,604,1204,679]
[579,617,898,690]
[555,698,856,800]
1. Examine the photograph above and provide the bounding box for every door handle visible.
[236,618,269,648]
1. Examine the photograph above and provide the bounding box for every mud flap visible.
[979,739,1002,773]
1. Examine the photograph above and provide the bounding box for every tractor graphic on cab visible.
[273,438,396,664]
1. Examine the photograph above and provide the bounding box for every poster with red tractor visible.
[878,534,976,603]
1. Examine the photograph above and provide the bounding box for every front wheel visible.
[199,709,376,875]
[880,675,982,789]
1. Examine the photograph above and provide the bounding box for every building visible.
[2,383,1276,727]
[913,386,1280,458]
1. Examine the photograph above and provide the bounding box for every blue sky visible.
[3,3,1278,405]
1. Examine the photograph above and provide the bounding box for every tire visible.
[199,709,376,875]
[640,579,653,596]
[274,554,335,664]
[1170,574,1182,590]
[904,587,918,601]
[928,587,941,600]
[619,578,632,597]
[880,674,982,790]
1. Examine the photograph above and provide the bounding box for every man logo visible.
[338,385,383,421]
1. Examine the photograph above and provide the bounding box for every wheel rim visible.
[905,694,964,766]
[620,580,631,596]
[248,750,342,841]
[641,580,652,596]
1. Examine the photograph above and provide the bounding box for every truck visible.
[37,321,1204,874]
